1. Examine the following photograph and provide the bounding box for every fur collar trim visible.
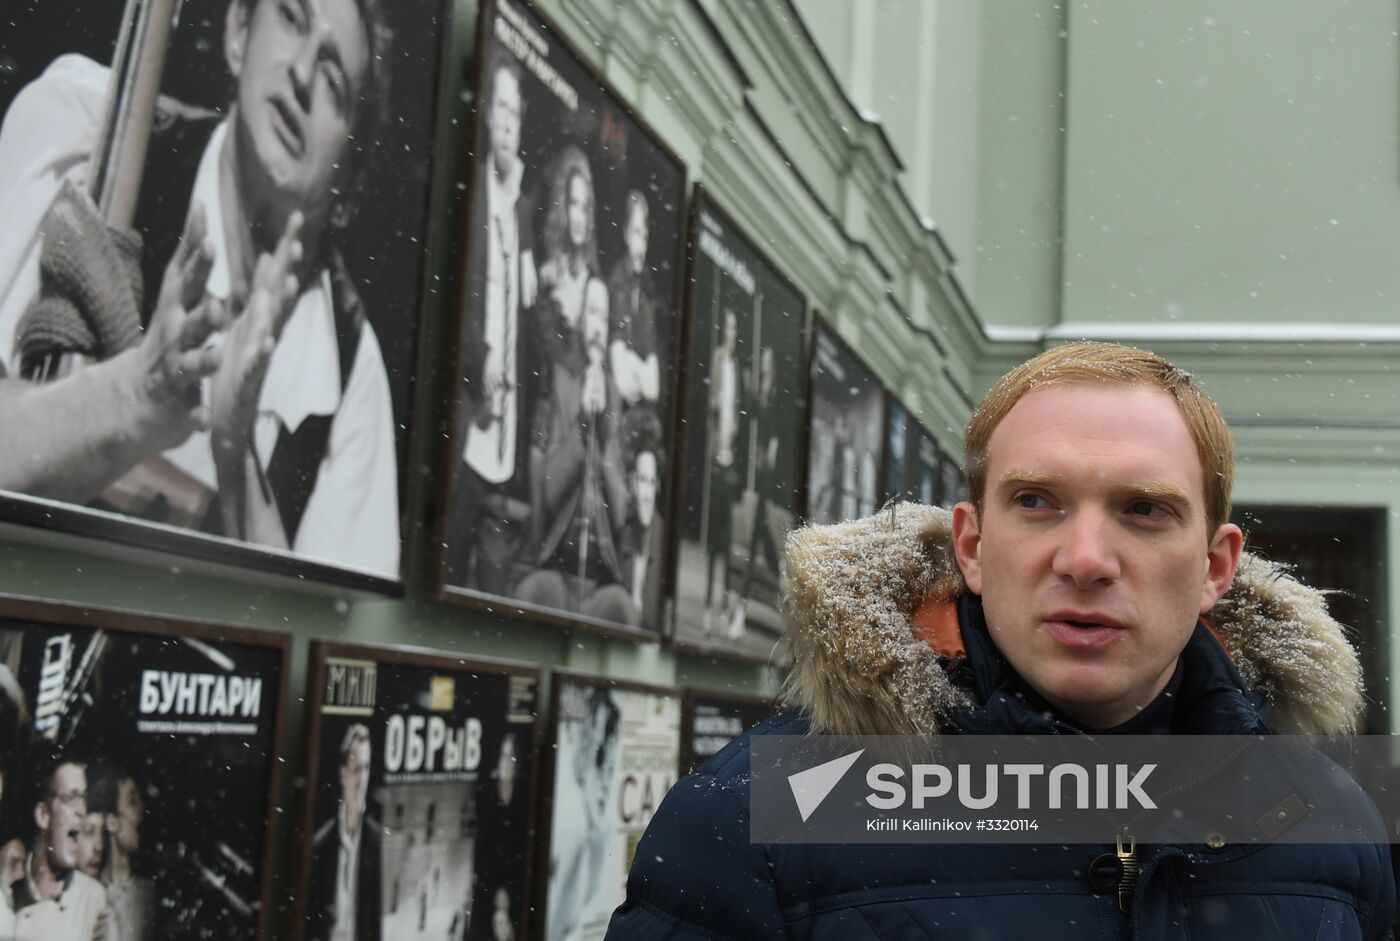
[778,503,1364,737]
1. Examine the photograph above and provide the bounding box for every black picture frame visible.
[436,0,689,642]
[535,668,681,941]
[804,319,885,525]
[0,0,459,592]
[291,639,542,941]
[0,595,290,939]
[678,686,777,776]
[668,185,811,663]
[882,393,945,508]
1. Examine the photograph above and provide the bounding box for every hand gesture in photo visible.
[130,201,229,451]
[581,359,607,417]
[209,212,304,464]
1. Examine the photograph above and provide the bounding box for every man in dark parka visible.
[608,342,1396,940]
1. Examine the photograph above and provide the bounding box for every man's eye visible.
[1128,500,1164,517]
[1015,493,1049,509]
[278,2,303,28]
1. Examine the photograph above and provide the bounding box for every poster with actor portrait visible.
[539,672,679,941]
[294,642,540,941]
[439,0,687,639]
[678,689,775,775]
[0,0,456,587]
[671,189,809,661]
[883,395,944,508]
[805,322,885,525]
[0,598,287,940]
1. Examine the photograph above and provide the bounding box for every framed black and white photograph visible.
[0,0,455,588]
[0,596,289,940]
[883,395,943,508]
[293,640,540,941]
[537,670,679,941]
[678,688,776,775]
[438,0,688,640]
[805,321,885,525]
[670,188,810,662]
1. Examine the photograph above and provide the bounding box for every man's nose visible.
[289,37,318,109]
[1051,510,1121,588]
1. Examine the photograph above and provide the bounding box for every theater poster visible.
[539,671,679,941]
[0,597,288,940]
[293,641,540,941]
[671,187,809,662]
[437,0,688,640]
[883,395,944,508]
[805,322,885,525]
[678,689,775,775]
[0,0,458,588]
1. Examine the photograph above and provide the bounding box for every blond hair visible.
[963,342,1234,534]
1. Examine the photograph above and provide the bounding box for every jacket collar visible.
[779,504,1364,737]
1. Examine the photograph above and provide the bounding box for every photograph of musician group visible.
[0,0,965,663]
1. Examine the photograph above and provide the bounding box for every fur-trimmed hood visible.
[778,503,1365,737]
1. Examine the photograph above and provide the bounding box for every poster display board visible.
[439,0,688,640]
[671,188,809,661]
[0,597,288,939]
[678,689,776,775]
[805,322,885,525]
[294,641,540,941]
[0,0,457,588]
[538,671,680,941]
[883,395,944,508]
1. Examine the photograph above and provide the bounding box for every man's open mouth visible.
[270,96,305,158]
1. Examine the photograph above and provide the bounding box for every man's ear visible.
[224,0,250,79]
[1200,522,1244,615]
[34,800,49,834]
[951,501,983,595]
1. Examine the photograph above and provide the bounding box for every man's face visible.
[340,739,371,831]
[0,838,24,887]
[633,451,658,528]
[231,0,370,232]
[36,763,86,873]
[110,777,144,855]
[566,172,590,250]
[76,811,104,878]
[952,383,1241,729]
[625,201,648,273]
[488,67,522,175]
[583,280,609,353]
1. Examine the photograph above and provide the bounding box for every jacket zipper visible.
[1116,827,1138,915]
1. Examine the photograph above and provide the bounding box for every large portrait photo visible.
[883,395,943,508]
[805,322,884,525]
[539,672,679,941]
[0,599,288,940]
[0,0,453,585]
[294,642,539,941]
[439,0,687,638]
[671,190,809,660]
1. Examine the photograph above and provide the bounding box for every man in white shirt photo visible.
[0,0,401,577]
